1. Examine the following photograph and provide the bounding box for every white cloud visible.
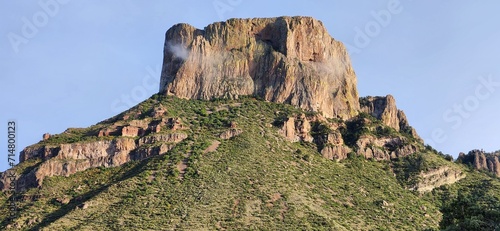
[167,42,190,60]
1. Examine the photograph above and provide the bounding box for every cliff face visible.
[275,113,419,162]
[457,150,500,176]
[159,16,359,119]
[411,166,466,192]
[0,110,189,191]
[360,95,421,141]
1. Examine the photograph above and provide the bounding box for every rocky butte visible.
[159,16,359,119]
[1,16,461,194]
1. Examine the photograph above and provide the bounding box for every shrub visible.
[440,180,500,230]
[340,117,370,148]
[392,153,429,186]
[444,154,453,162]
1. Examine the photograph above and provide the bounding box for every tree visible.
[440,180,500,231]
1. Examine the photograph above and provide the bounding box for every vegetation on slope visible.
[0,95,499,230]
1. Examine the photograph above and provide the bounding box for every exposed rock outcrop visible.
[411,166,466,192]
[220,128,243,140]
[3,119,189,191]
[2,138,138,191]
[278,114,313,143]
[355,135,418,161]
[150,105,167,118]
[54,138,136,164]
[133,144,176,161]
[275,112,421,162]
[168,118,186,131]
[42,133,51,141]
[360,95,421,141]
[276,114,352,161]
[321,145,352,161]
[314,125,352,161]
[121,126,143,137]
[457,150,500,176]
[159,16,359,119]
[97,120,151,137]
[19,145,60,163]
[138,133,188,146]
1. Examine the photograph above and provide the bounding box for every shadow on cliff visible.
[27,156,153,230]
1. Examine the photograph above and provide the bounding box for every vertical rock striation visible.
[159,16,360,119]
[457,150,500,176]
[360,95,421,141]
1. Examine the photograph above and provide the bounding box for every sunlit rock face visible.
[159,16,360,119]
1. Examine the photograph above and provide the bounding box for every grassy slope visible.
[0,95,497,230]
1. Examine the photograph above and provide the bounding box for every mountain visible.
[1,16,499,230]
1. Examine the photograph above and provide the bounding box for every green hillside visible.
[1,95,499,230]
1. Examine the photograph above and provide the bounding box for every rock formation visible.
[360,95,421,141]
[159,16,359,119]
[219,128,243,140]
[457,150,500,176]
[1,115,189,191]
[411,166,466,192]
[42,133,51,140]
[278,114,313,143]
[274,113,419,162]
[1,16,432,192]
[355,135,418,161]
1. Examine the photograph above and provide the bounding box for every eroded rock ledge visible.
[1,114,189,191]
[276,113,418,162]
[411,166,466,192]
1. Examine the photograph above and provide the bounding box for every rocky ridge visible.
[360,95,421,141]
[1,106,192,191]
[276,112,420,162]
[0,16,461,193]
[458,150,500,176]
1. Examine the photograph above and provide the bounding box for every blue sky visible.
[1,1,500,171]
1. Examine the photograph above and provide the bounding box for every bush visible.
[347,152,358,160]
[272,110,295,127]
[196,108,208,117]
[444,154,454,162]
[375,126,397,138]
[340,117,370,147]
[440,180,500,230]
[392,153,429,186]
